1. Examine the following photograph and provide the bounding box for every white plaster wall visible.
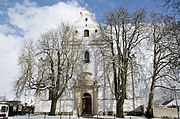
[98,99,116,113]
[34,100,51,113]
[154,107,180,118]
[57,100,74,113]
[124,98,141,112]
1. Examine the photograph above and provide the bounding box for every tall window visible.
[84,51,90,63]
[84,29,89,37]
[49,89,52,100]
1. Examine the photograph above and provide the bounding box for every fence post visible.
[69,113,71,119]
[59,113,61,119]
[77,113,80,119]
[44,112,46,119]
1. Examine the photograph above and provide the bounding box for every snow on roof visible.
[80,9,92,16]
[162,99,180,106]
[166,99,180,106]
[161,99,173,106]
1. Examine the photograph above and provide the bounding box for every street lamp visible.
[130,54,136,111]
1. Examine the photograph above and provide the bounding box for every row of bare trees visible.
[99,7,179,118]
[14,6,179,118]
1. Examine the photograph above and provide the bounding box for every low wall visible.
[154,107,179,118]
[34,100,74,114]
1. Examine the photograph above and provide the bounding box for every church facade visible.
[34,9,141,116]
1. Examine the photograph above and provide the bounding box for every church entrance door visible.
[82,93,92,115]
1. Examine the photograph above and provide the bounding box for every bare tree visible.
[163,0,180,16]
[156,20,180,102]
[167,20,180,70]
[99,7,148,117]
[145,13,179,118]
[14,24,79,115]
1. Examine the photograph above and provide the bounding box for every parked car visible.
[0,103,9,119]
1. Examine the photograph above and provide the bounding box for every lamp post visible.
[173,86,179,119]
[130,54,136,111]
[24,89,27,106]
[103,55,106,114]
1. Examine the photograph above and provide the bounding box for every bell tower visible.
[73,9,100,117]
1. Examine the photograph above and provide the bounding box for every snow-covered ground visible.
[8,115,149,119]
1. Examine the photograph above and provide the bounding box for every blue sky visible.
[0,0,164,23]
[0,0,165,100]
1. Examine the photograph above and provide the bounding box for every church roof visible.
[74,9,99,28]
[161,99,180,106]
[80,9,92,16]
[161,99,174,106]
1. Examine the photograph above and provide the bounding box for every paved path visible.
[8,115,149,119]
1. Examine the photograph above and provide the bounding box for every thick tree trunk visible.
[145,78,155,118]
[145,36,157,118]
[49,98,58,116]
[116,99,124,118]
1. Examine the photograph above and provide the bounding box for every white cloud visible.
[8,1,84,40]
[0,1,84,99]
[0,24,16,34]
[0,33,21,99]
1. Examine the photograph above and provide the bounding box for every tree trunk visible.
[145,78,155,118]
[49,98,58,116]
[145,35,157,118]
[116,99,124,118]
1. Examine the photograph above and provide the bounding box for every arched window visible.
[84,51,90,63]
[82,93,91,114]
[83,93,91,98]
[84,29,89,37]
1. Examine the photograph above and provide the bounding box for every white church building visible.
[33,9,141,116]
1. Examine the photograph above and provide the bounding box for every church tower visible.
[73,9,101,117]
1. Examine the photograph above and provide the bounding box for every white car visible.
[0,104,9,119]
